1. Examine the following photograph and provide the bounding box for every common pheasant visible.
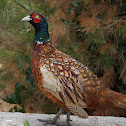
[22,13,126,126]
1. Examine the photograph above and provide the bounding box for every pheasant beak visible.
[21,15,32,22]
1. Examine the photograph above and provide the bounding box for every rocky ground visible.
[0,112,126,126]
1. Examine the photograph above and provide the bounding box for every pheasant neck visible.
[34,23,50,44]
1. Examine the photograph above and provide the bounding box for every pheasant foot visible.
[38,108,63,126]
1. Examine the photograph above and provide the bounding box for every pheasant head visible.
[22,13,50,44]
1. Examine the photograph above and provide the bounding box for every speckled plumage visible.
[31,42,126,117]
[31,42,89,118]
[22,13,126,121]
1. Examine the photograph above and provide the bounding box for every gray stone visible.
[0,112,126,126]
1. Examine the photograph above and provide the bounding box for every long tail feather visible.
[105,88,126,109]
[86,88,126,116]
[92,89,126,116]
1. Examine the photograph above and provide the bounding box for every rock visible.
[0,112,126,126]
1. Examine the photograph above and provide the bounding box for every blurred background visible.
[0,0,126,116]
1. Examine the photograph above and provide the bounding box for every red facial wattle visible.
[31,13,42,23]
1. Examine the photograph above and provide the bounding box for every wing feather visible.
[40,49,94,117]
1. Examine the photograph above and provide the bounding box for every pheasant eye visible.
[31,13,42,23]
[35,15,40,19]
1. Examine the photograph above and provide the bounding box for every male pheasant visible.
[22,13,126,126]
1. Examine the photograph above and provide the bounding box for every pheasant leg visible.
[65,111,72,126]
[38,108,63,125]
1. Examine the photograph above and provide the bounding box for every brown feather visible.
[31,42,126,117]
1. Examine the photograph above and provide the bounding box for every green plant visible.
[24,120,30,126]
[0,0,56,114]
[2,83,27,112]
